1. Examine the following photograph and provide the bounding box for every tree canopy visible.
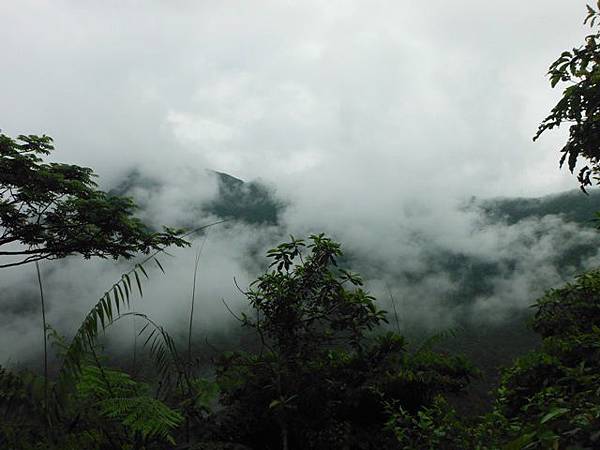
[0,133,188,268]
[216,235,474,449]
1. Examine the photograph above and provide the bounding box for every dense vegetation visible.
[3,2,600,449]
[2,229,600,449]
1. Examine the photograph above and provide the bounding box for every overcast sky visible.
[0,0,591,197]
[2,1,598,364]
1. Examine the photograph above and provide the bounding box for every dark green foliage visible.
[478,189,600,226]
[532,269,600,337]
[385,396,474,450]
[534,2,600,191]
[216,336,474,449]
[1,330,190,449]
[205,171,284,225]
[0,367,48,448]
[75,364,183,446]
[4,228,599,449]
[246,234,386,353]
[0,133,188,269]
[215,234,389,448]
[215,235,476,449]
[380,268,600,449]
[480,270,600,449]
[112,169,285,226]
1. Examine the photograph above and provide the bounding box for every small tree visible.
[0,132,188,269]
[234,234,386,449]
[217,235,474,450]
[245,234,386,360]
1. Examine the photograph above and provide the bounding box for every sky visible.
[1,0,598,364]
[0,0,590,196]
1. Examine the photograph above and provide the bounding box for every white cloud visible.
[1,0,597,363]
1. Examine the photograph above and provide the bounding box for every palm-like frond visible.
[59,258,160,387]
[57,221,226,390]
[120,312,183,382]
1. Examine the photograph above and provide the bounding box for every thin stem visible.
[385,282,401,334]
[87,336,114,396]
[35,261,49,434]
[60,220,226,370]
[132,314,137,377]
[187,235,205,445]
[188,233,208,365]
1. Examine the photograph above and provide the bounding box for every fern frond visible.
[416,327,462,353]
[76,365,137,399]
[119,312,184,382]
[73,364,183,445]
[57,220,226,389]
[58,263,155,387]
[98,396,183,444]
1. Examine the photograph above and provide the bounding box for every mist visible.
[2,0,598,365]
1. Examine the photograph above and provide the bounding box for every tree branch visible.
[0,254,50,269]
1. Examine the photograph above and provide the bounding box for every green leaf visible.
[123,273,132,292]
[540,407,570,424]
[269,399,282,409]
[505,431,536,450]
[154,257,165,274]
[97,303,105,329]
[116,284,125,313]
[133,270,143,297]
[137,264,149,279]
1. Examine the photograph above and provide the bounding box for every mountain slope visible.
[479,189,600,226]
[110,169,285,226]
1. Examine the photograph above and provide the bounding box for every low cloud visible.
[1,0,598,364]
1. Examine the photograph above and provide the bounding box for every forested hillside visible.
[2,153,599,448]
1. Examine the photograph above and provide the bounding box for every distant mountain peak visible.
[110,168,285,226]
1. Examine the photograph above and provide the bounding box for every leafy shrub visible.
[216,235,476,450]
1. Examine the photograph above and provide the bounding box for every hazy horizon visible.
[2,1,598,365]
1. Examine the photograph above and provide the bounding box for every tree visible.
[0,133,188,268]
[216,235,474,450]
[534,2,600,192]
[480,269,600,449]
[244,234,386,359]
[220,234,387,449]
